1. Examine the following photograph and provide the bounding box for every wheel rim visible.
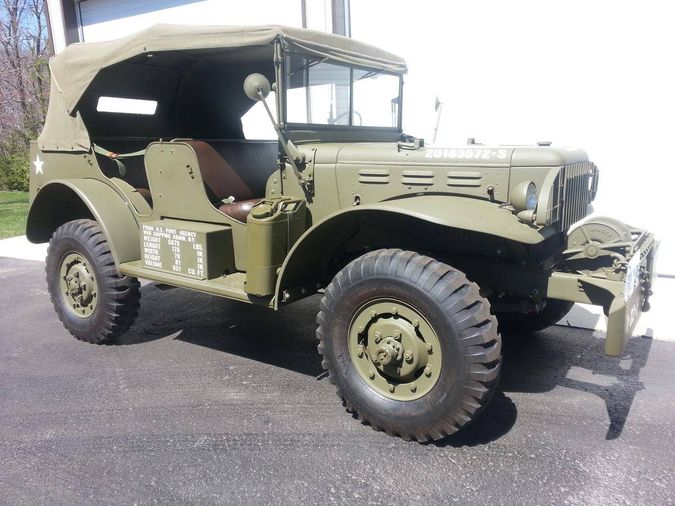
[59,252,98,318]
[348,298,442,401]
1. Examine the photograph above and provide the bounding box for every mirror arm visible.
[257,89,308,188]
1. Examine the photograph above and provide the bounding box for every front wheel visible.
[45,219,141,344]
[317,249,501,442]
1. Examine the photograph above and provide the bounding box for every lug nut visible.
[410,383,417,392]
[393,329,401,341]
[425,343,433,352]
[424,366,432,377]
[391,306,398,315]
[357,325,364,333]
[368,370,376,380]
[369,310,377,318]
[356,345,364,357]
[388,384,395,392]
[412,319,420,328]
[404,351,413,362]
[374,331,382,343]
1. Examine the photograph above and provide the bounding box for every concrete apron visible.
[2,235,672,342]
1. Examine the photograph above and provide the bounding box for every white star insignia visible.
[33,154,44,175]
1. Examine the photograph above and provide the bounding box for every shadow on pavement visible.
[439,391,518,447]
[116,284,653,444]
[500,323,652,440]
[117,284,324,377]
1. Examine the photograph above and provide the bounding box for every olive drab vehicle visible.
[28,25,657,442]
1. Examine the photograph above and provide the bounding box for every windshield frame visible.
[277,46,404,140]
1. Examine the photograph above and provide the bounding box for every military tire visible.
[496,300,574,334]
[45,219,140,344]
[317,249,501,441]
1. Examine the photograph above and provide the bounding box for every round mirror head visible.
[243,73,271,101]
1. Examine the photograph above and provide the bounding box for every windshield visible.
[284,54,401,129]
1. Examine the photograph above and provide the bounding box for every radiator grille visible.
[545,162,598,231]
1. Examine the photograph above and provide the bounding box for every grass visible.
[0,191,29,239]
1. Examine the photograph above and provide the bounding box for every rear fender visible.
[26,179,140,265]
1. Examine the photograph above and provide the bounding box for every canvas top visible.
[49,23,407,116]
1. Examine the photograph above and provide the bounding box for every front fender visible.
[26,179,140,265]
[360,196,550,244]
[274,195,552,307]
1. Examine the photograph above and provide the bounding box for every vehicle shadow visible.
[117,284,325,377]
[118,285,653,445]
[499,318,652,441]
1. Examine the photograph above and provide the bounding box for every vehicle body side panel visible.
[334,143,511,207]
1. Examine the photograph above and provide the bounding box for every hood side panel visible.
[332,143,511,208]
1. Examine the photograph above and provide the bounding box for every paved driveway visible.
[0,257,673,505]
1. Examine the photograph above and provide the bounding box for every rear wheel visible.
[317,249,501,441]
[46,219,141,344]
[496,299,574,334]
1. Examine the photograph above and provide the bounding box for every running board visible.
[118,261,273,307]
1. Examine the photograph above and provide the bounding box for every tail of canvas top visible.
[546,219,657,356]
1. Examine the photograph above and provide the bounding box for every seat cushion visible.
[184,140,255,203]
[218,198,263,222]
[135,187,153,205]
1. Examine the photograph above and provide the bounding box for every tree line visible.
[0,0,51,191]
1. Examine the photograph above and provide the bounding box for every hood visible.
[509,146,588,166]
[335,143,588,168]
[327,142,591,208]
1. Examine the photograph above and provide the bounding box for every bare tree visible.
[0,0,51,153]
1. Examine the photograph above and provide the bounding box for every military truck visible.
[27,25,656,441]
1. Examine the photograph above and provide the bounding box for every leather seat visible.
[218,198,261,222]
[184,140,263,222]
[135,187,153,205]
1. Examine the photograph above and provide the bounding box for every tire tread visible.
[316,248,501,442]
[46,219,140,344]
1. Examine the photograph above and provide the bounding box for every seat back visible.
[183,140,255,203]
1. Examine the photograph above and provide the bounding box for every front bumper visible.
[546,228,657,356]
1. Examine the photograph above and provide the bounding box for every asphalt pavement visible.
[0,257,673,505]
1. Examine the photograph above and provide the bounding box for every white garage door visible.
[77,0,305,43]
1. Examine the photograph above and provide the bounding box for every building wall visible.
[47,0,339,50]
[76,0,301,42]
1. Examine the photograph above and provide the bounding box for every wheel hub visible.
[59,253,98,318]
[372,336,402,366]
[349,299,442,401]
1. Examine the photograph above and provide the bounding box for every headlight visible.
[512,181,538,212]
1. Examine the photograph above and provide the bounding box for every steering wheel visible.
[329,110,362,126]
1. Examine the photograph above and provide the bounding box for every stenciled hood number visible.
[424,147,509,161]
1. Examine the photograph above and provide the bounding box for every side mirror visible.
[243,73,271,101]
[241,72,307,187]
